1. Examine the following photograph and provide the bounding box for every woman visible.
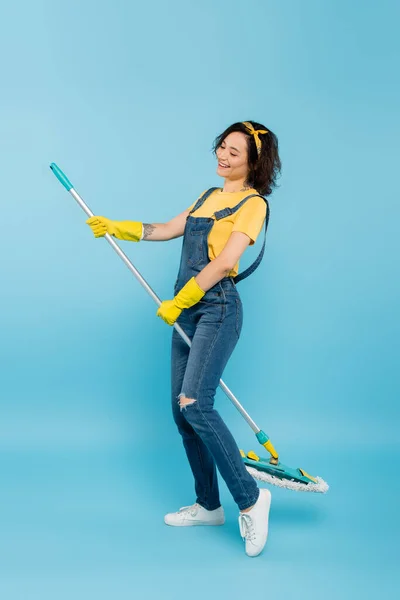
[86,121,281,557]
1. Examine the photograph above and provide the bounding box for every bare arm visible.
[142,208,191,241]
[195,232,251,292]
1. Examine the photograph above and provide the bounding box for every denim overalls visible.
[170,188,269,511]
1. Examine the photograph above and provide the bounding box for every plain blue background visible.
[0,1,399,598]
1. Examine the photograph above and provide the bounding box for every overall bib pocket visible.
[187,230,207,267]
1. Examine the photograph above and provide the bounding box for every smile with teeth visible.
[219,162,230,168]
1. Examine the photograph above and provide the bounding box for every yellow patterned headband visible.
[242,121,268,156]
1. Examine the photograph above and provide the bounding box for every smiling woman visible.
[86,120,282,558]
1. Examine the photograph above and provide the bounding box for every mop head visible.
[246,465,329,493]
[241,450,329,493]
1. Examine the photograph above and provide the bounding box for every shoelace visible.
[178,503,200,517]
[238,513,256,541]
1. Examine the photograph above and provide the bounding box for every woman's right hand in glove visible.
[86,216,143,241]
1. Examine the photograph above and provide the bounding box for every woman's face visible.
[216,131,250,182]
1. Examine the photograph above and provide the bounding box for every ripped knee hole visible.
[178,394,197,410]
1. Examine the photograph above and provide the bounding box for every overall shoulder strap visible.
[214,193,262,220]
[189,188,219,215]
[234,197,270,284]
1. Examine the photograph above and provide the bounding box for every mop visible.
[50,163,329,494]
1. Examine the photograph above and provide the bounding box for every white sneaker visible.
[238,488,271,557]
[164,503,225,527]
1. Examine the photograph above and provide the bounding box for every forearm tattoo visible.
[142,223,156,239]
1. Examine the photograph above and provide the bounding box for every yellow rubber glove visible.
[86,216,143,241]
[157,277,206,325]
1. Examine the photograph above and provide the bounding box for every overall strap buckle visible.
[214,206,233,220]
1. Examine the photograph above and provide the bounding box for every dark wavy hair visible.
[212,121,281,197]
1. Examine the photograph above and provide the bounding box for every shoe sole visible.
[164,519,225,527]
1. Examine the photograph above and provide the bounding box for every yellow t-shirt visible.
[187,188,267,277]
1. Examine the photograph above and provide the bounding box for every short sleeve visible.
[231,196,267,245]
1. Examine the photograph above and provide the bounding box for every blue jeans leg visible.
[176,298,260,511]
[171,322,221,511]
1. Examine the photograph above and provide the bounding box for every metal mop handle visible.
[49,163,279,462]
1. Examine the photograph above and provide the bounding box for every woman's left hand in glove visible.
[157,277,205,326]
